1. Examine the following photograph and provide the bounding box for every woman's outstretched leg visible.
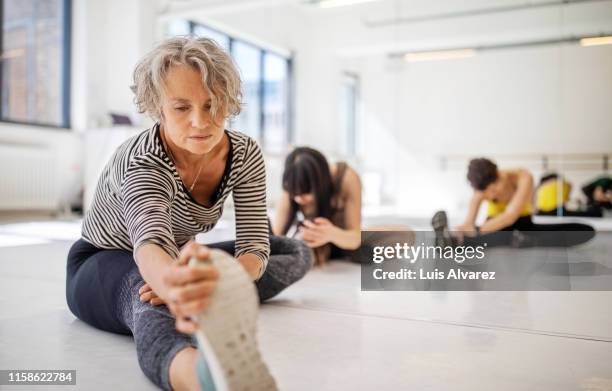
[206,236,313,302]
[118,266,198,390]
[524,222,596,247]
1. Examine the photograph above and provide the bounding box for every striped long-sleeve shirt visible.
[81,123,270,267]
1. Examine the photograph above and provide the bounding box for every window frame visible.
[187,21,294,149]
[0,0,72,129]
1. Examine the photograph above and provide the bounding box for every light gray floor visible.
[1,219,611,390]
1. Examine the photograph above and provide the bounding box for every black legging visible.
[463,216,595,248]
[537,206,603,218]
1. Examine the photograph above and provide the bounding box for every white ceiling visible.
[160,0,612,57]
[163,0,611,20]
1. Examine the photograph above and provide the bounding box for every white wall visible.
[6,0,610,215]
[188,0,612,217]
[0,0,159,211]
[80,0,158,128]
[0,123,82,211]
[345,42,612,216]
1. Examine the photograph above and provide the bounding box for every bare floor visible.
[0,218,611,390]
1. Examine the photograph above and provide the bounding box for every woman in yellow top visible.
[432,158,595,248]
[536,173,603,217]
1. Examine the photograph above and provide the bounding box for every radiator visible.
[0,143,59,210]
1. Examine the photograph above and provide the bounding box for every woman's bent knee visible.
[65,245,137,335]
[270,236,313,276]
[292,239,314,277]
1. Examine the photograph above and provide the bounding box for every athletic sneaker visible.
[189,249,278,391]
[431,210,455,248]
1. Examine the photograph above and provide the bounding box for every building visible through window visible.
[232,40,261,141]
[1,0,70,128]
[263,52,290,154]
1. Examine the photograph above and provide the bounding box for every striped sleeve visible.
[121,154,179,259]
[232,138,270,270]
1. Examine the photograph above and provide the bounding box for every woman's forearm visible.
[237,253,264,281]
[463,214,478,227]
[134,243,174,300]
[464,193,483,226]
[331,227,361,250]
[479,213,515,233]
[463,207,478,226]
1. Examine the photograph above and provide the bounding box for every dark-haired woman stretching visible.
[272,147,362,265]
[273,147,413,265]
[432,158,595,248]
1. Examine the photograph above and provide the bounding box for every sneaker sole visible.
[431,210,453,247]
[190,249,278,391]
[431,210,448,232]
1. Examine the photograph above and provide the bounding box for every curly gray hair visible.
[131,36,242,121]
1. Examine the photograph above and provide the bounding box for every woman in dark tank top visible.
[272,147,373,265]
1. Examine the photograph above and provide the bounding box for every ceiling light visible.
[317,0,380,9]
[580,36,612,47]
[404,48,476,62]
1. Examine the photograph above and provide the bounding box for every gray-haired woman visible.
[66,37,312,390]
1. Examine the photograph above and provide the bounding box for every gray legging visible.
[66,236,312,390]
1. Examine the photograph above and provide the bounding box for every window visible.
[263,52,290,154]
[166,19,190,36]
[1,0,71,128]
[232,41,261,140]
[166,20,293,152]
[340,73,359,157]
[191,23,229,51]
